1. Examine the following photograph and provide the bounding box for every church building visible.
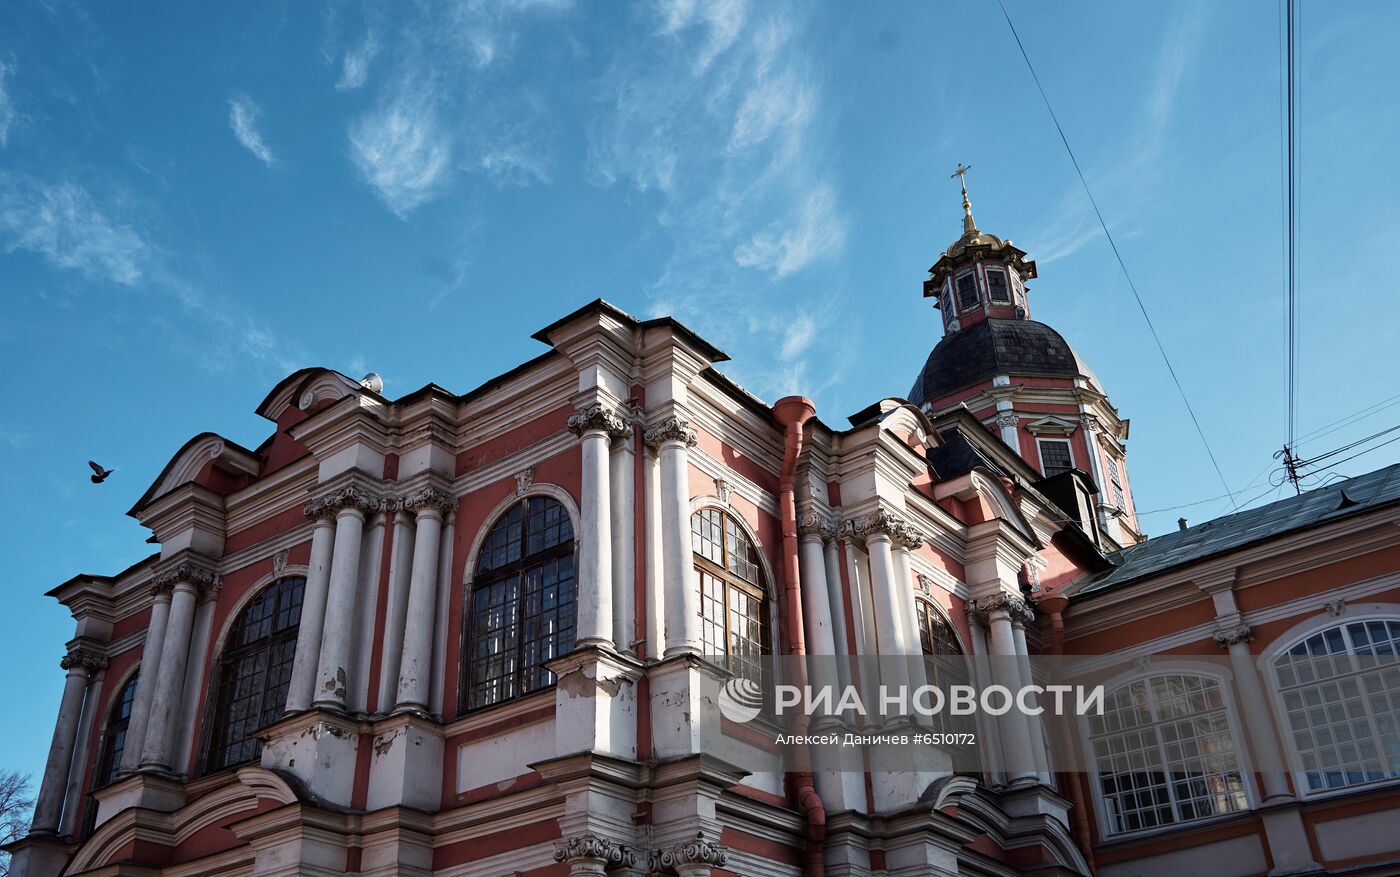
[9,180,1400,877]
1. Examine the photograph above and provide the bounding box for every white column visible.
[120,587,171,772]
[314,495,372,711]
[994,410,1019,450]
[350,511,387,714]
[377,510,416,711]
[1010,615,1051,784]
[966,620,1005,785]
[644,448,666,661]
[60,665,105,837]
[395,489,450,713]
[984,602,1037,784]
[798,521,837,656]
[646,416,700,658]
[822,535,852,691]
[32,652,102,834]
[866,528,911,699]
[173,593,218,775]
[570,403,627,649]
[430,511,455,717]
[286,511,337,713]
[140,572,205,773]
[1079,413,1112,532]
[1222,630,1292,801]
[610,433,637,654]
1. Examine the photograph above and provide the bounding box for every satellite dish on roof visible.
[360,372,384,394]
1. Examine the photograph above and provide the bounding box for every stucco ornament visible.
[60,649,109,673]
[797,510,829,538]
[657,832,728,871]
[1212,623,1254,647]
[552,834,637,869]
[568,403,631,438]
[400,486,455,517]
[303,484,385,519]
[643,414,697,448]
[151,561,222,599]
[514,467,534,496]
[713,477,734,506]
[964,591,1035,623]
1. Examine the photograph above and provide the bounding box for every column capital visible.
[643,414,697,448]
[569,403,631,439]
[657,832,728,871]
[553,834,638,869]
[842,508,921,548]
[1213,623,1253,648]
[399,486,455,517]
[151,560,221,599]
[60,649,108,673]
[797,510,831,540]
[965,592,1035,624]
[994,411,1019,430]
[304,484,385,520]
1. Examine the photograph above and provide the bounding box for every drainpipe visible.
[773,396,827,877]
[1037,592,1095,874]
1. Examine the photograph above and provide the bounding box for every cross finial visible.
[950,162,977,234]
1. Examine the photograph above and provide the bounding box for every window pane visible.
[956,274,978,311]
[1040,440,1073,477]
[987,270,1011,303]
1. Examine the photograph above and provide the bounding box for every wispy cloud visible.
[348,87,452,218]
[336,0,570,218]
[336,31,378,91]
[588,0,849,400]
[0,175,149,284]
[228,94,277,166]
[0,59,15,148]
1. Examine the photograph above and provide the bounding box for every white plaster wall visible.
[456,718,555,793]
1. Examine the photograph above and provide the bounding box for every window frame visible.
[201,575,306,776]
[1266,613,1400,799]
[690,506,772,685]
[461,494,578,714]
[93,669,139,790]
[955,272,980,313]
[986,267,1012,305]
[1037,437,1076,478]
[1080,666,1255,839]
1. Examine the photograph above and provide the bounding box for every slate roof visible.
[927,428,1011,481]
[1066,464,1400,597]
[909,319,1082,405]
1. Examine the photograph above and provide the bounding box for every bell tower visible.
[910,165,1145,546]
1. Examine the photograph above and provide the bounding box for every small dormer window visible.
[987,269,1011,304]
[1038,439,1074,477]
[956,273,979,312]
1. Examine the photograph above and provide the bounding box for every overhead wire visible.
[995,0,1239,511]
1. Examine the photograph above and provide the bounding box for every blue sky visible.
[3,0,1399,788]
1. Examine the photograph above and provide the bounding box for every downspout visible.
[773,396,827,877]
[1037,592,1096,874]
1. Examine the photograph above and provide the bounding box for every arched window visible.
[464,496,575,711]
[1088,673,1247,835]
[204,577,304,774]
[94,672,138,788]
[916,600,962,658]
[1273,618,1400,793]
[691,508,769,684]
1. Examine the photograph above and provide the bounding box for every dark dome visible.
[909,319,1087,406]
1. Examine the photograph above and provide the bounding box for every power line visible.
[995,0,1238,510]
[1302,432,1400,477]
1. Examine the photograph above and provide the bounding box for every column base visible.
[366,713,443,812]
[258,708,365,809]
[3,834,73,877]
[646,652,728,760]
[548,645,644,761]
[1258,800,1323,876]
[91,769,187,828]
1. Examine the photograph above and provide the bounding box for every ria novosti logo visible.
[717,677,765,724]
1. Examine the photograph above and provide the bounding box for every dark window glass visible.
[465,497,575,710]
[692,509,768,686]
[987,269,1011,304]
[956,273,979,311]
[95,673,139,788]
[1040,440,1074,477]
[205,577,304,773]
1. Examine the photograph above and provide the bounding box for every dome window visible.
[955,272,979,312]
[987,268,1011,304]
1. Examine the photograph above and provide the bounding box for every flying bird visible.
[89,460,116,484]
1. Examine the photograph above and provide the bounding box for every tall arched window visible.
[916,600,970,737]
[691,508,769,684]
[465,496,575,711]
[1088,673,1247,835]
[916,600,962,659]
[204,577,304,774]
[94,672,138,788]
[1273,618,1400,793]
